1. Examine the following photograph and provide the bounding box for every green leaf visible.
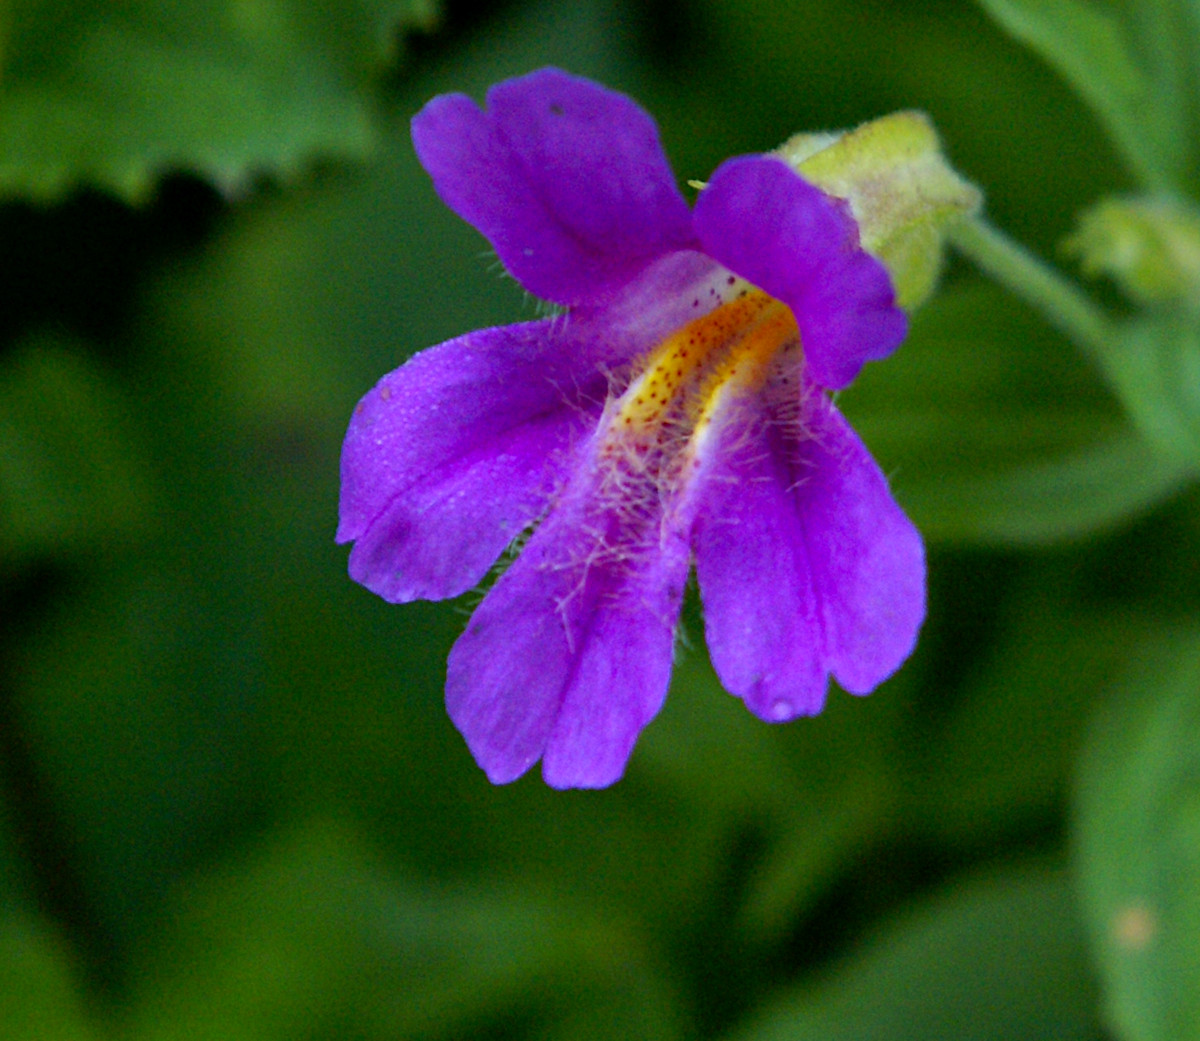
[842,282,1194,546]
[1102,315,1200,467]
[0,0,438,203]
[0,332,155,567]
[127,820,684,1041]
[0,764,99,1040]
[132,128,509,428]
[639,645,908,947]
[11,552,267,945]
[912,432,1191,544]
[973,0,1187,191]
[911,584,1148,844]
[0,910,100,1041]
[1121,2,1198,187]
[0,757,20,908]
[726,862,1100,1041]
[1073,629,1200,1041]
[132,0,636,426]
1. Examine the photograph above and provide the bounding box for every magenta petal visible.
[445,439,690,788]
[694,155,906,390]
[807,402,925,694]
[692,387,924,720]
[412,68,696,307]
[337,320,606,602]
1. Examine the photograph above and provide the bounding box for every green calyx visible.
[779,111,982,311]
[1065,196,1200,309]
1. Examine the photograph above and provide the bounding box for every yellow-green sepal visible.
[778,111,982,311]
[1065,196,1200,309]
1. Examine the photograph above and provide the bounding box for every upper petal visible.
[445,425,690,788]
[693,154,906,390]
[338,320,608,602]
[691,382,924,719]
[412,67,696,307]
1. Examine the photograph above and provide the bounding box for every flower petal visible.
[691,384,924,720]
[337,320,607,602]
[445,432,690,788]
[693,155,906,390]
[412,67,696,307]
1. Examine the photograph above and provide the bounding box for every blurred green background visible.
[3,1,1199,1039]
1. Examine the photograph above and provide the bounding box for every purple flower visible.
[338,69,925,789]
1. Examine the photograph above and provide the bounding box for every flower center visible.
[615,284,800,443]
[576,281,803,580]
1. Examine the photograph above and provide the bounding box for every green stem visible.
[948,216,1115,366]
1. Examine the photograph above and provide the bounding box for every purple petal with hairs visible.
[338,321,605,602]
[341,69,926,788]
[692,383,925,717]
[694,155,906,390]
[412,68,696,307]
[445,428,690,788]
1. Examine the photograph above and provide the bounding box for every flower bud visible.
[778,111,981,310]
[1065,196,1200,308]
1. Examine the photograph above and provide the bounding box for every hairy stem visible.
[948,216,1115,366]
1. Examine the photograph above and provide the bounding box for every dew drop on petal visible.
[769,699,793,721]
